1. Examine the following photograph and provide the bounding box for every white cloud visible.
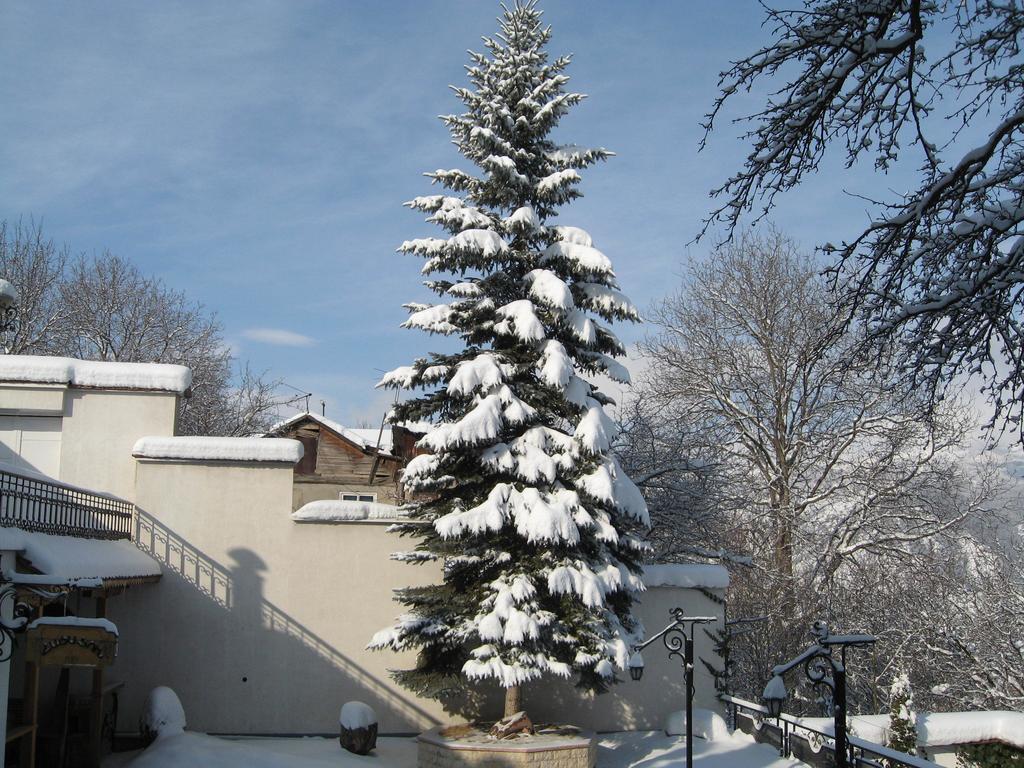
[241,328,315,347]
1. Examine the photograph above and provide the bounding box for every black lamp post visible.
[629,609,717,768]
[760,621,876,768]
[0,278,18,353]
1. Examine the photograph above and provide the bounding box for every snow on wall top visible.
[800,710,1024,750]
[133,436,303,464]
[917,711,1024,749]
[642,564,730,590]
[0,355,192,393]
[291,499,406,522]
[2,525,162,581]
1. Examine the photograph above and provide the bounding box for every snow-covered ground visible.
[103,730,805,768]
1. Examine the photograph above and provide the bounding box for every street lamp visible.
[0,278,18,351]
[627,650,644,681]
[760,621,876,768]
[630,609,717,768]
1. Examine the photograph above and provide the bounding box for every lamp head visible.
[628,650,644,681]
[762,674,787,718]
[0,279,17,312]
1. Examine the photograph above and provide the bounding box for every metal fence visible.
[721,695,938,768]
[0,468,133,540]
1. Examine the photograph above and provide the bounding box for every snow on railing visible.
[0,468,133,540]
[721,694,938,768]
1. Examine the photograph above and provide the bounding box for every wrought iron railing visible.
[0,469,133,540]
[721,694,938,768]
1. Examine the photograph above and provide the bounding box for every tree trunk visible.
[503,685,523,719]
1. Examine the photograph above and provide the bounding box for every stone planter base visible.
[418,726,596,768]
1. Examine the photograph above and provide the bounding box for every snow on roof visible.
[28,616,119,636]
[799,710,1024,750]
[642,563,730,589]
[291,499,406,522]
[133,436,303,464]
[0,355,192,393]
[345,427,393,454]
[2,526,162,581]
[266,412,398,456]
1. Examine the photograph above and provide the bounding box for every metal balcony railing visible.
[721,694,938,768]
[0,468,133,540]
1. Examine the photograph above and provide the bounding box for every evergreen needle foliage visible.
[885,672,917,764]
[369,1,651,709]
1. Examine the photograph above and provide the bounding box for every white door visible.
[0,416,62,477]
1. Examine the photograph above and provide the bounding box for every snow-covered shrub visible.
[885,671,917,763]
[140,686,186,743]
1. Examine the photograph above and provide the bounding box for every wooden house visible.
[264,413,425,510]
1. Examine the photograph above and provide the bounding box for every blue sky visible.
[1,1,919,425]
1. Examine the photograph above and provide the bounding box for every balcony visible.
[0,468,133,540]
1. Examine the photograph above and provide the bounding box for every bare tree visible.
[181,362,284,437]
[640,230,979,701]
[702,0,1024,440]
[614,392,733,563]
[0,220,67,355]
[836,467,1023,714]
[0,221,283,435]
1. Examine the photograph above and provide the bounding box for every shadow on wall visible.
[119,509,714,734]
[126,509,438,734]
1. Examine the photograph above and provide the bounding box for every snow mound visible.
[133,436,302,464]
[664,708,731,741]
[642,564,729,589]
[291,500,404,522]
[0,355,191,393]
[141,686,186,738]
[339,701,377,729]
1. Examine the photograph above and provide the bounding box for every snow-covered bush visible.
[885,672,917,766]
[885,672,917,759]
[140,686,186,742]
[370,0,649,718]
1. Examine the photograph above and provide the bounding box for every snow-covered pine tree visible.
[369,1,650,720]
[886,672,917,762]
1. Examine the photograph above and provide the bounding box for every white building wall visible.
[108,455,725,736]
[58,389,178,500]
[0,380,179,502]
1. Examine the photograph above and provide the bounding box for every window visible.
[340,493,376,503]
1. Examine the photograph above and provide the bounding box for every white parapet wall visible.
[109,447,726,735]
[0,356,186,500]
